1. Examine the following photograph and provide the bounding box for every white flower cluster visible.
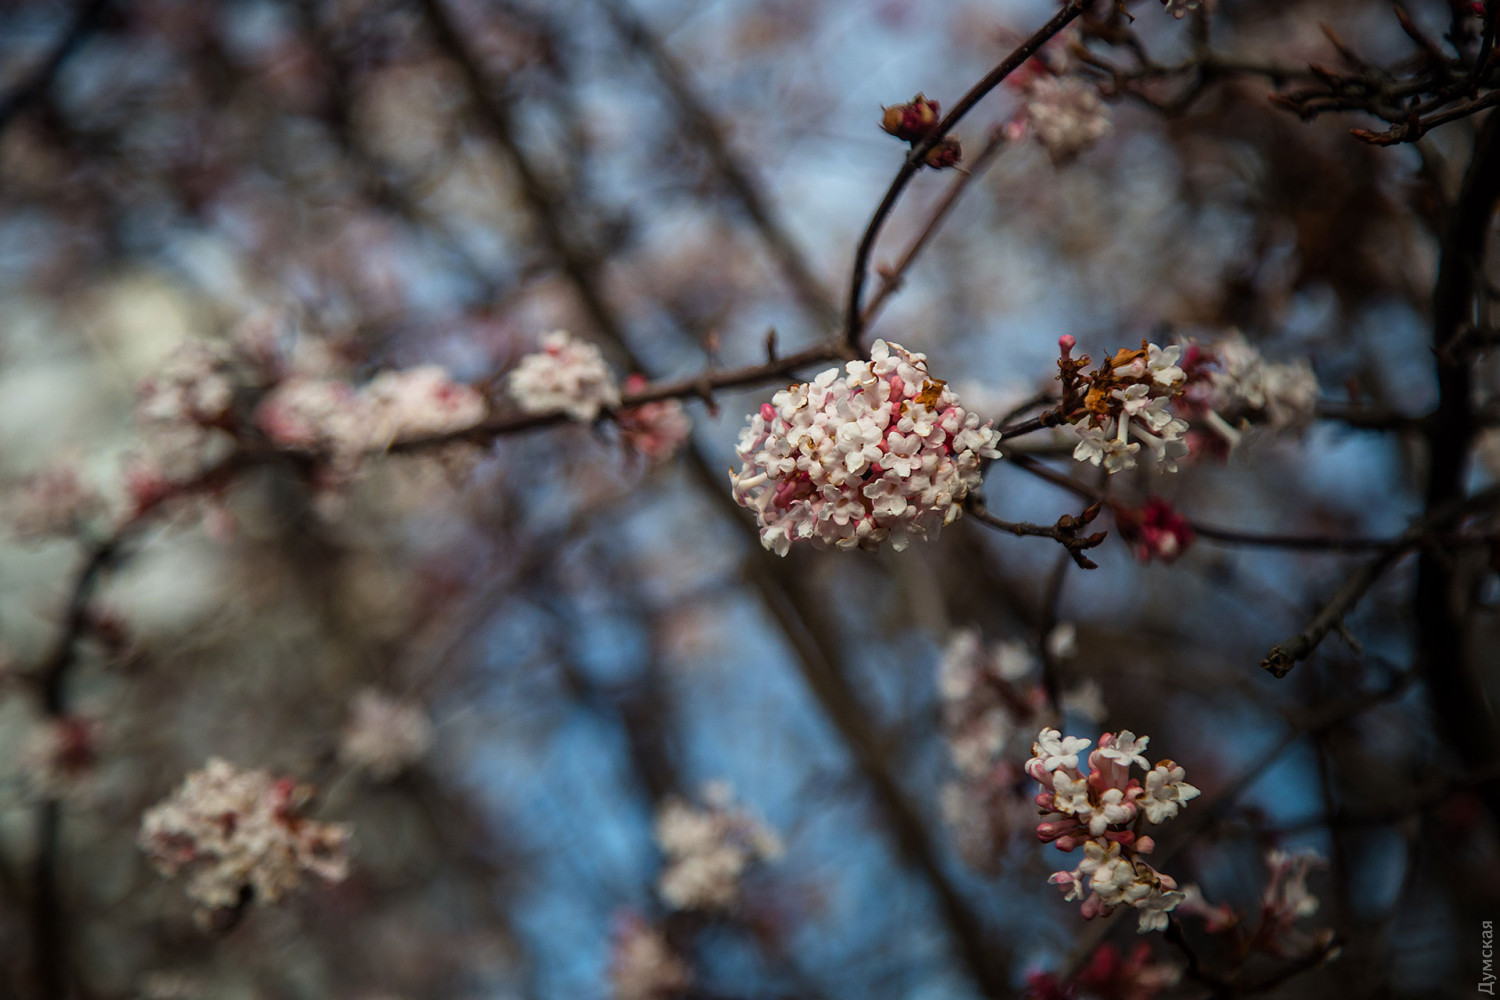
[1070,343,1189,474]
[138,758,352,914]
[653,783,782,911]
[1029,728,1200,933]
[1024,77,1112,163]
[507,330,621,421]
[256,364,487,468]
[730,340,1001,556]
[339,688,435,780]
[1206,332,1319,436]
[609,914,693,1000]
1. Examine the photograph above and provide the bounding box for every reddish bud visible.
[880,93,941,142]
[922,136,963,169]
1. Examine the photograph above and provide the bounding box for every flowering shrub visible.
[729,340,1001,555]
[1028,728,1200,932]
[138,759,351,916]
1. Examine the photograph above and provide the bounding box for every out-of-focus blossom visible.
[1200,332,1320,444]
[654,783,781,911]
[5,463,105,540]
[362,365,488,447]
[609,913,693,1000]
[1161,0,1205,18]
[256,365,486,469]
[1262,848,1326,954]
[22,716,98,797]
[938,628,1044,778]
[1023,77,1111,163]
[340,688,435,780]
[730,340,1001,555]
[1026,941,1181,1000]
[138,758,351,915]
[617,374,692,463]
[1029,729,1196,932]
[507,330,621,421]
[1114,496,1196,564]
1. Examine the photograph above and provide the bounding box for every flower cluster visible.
[257,364,487,469]
[339,688,435,781]
[617,374,692,463]
[5,462,107,540]
[506,330,621,421]
[1029,728,1200,932]
[653,783,782,911]
[136,340,240,478]
[938,628,1102,869]
[1023,77,1112,163]
[609,913,693,1000]
[138,758,352,915]
[1063,339,1189,475]
[730,340,1001,555]
[1260,848,1325,955]
[1202,332,1319,441]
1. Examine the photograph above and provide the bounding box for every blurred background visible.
[0,0,1498,997]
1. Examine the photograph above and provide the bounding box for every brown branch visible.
[1262,484,1500,678]
[965,498,1107,569]
[857,128,1013,329]
[843,0,1089,351]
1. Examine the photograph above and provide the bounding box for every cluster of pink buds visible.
[730,340,1001,555]
[1113,496,1195,564]
[1059,337,1189,475]
[879,94,962,168]
[138,758,351,918]
[1029,728,1200,932]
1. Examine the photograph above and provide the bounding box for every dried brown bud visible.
[880,93,941,143]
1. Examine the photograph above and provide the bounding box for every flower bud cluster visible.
[1026,941,1181,1000]
[1023,77,1112,163]
[1065,341,1189,475]
[138,758,351,915]
[506,330,621,421]
[730,340,1001,555]
[879,93,962,168]
[339,688,434,781]
[653,783,782,911]
[1029,728,1200,932]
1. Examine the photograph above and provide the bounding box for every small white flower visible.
[508,330,621,421]
[1100,730,1151,769]
[1034,728,1092,771]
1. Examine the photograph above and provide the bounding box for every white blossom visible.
[731,341,1000,555]
[138,758,351,914]
[339,689,435,780]
[653,787,781,911]
[507,330,621,420]
[1024,77,1112,163]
